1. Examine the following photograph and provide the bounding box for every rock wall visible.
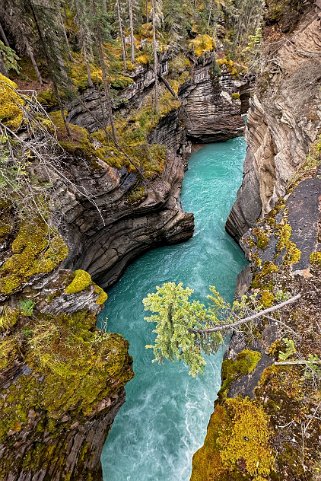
[63,57,244,288]
[226,4,321,241]
[191,3,321,480]
[183,66,244,142]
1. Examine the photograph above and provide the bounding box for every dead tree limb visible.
[192,294,301,334]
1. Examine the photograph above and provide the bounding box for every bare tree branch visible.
[192,294,301,334]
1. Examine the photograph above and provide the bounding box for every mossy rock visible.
[220,349,262,399]
[191,397,275,481]
[0,217,68,296]
[64,269,92,295]
[0,310,133,440]
[64,269,108,306]
[0,73,24,130]
[49,111,95,160]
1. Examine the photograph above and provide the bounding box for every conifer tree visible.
[0,0,43,84]
[116,0,127,70]
[91,0,118,144]
[128,0,136,63]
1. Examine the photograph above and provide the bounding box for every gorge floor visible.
[99,139,248,481]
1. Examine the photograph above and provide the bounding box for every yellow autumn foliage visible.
[0,73,24,130]
[189,34,215,57]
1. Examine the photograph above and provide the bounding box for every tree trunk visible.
[128,0,135,63]
[159,73,178,99]
[28,0,71,137]
[191,294,301,334]
[25,38,43,85]
[97,39,118,144]
[83,48,94,88]
[59,10,73,61]
[0,22,9,46]
[116,0,127,70]
[0,55,8,76]
[152,0,159,113]
[145,0,149,22]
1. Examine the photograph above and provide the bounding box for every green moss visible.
[37,88,58,109]
[0,218,68,295]
[127,185,147,204]
[191,397,275,481]
[94,284,108,305]
[220,350,262,399]
[0,311,133,441]
[64,269,92,295]
[0,337,18,370]
[0,73,24,130]
[0,222,12,240]
[49,111,95,160]
[0,307,19,332]
[231,92,240,100]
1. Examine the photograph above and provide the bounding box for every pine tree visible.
[128,0,136,63]
[116,0,127,70]
[0,0,43,84]
[91,0,118,144]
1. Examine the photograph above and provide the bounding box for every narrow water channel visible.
[99,138,247,481]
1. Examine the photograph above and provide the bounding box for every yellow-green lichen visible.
[0,73,24,130]
[64,269,92,295]
[251,261,278,289]
[260,290,275,307]
[0,218,68,295]
[275,223,301,266]
[191,397,275,481]
[310,251,321,266]
[220,349,262,399]
[252,227,269,250]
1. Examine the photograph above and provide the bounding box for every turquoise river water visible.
[99,138,247,481]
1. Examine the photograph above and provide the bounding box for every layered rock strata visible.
[191,3,321,480]
[63,57,244,288]
[0,49,245,481]
[226,4,321,241]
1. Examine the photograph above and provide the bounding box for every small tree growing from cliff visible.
[143,282,301,376]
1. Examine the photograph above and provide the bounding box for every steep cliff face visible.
[226,4,321,241]
[61,56,244,288]
[191,3,321,480]
[183,66,244,142]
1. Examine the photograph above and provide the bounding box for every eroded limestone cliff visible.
[226,3,321,241]
[191,2,321,480]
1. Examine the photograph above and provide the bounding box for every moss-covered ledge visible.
[0,214,133,481]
